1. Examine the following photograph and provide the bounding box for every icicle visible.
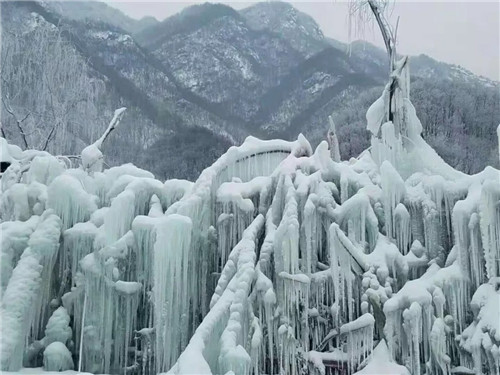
[340,313,375,373]
[334,192,378,252]
[113,281,141,373]
[26,212,62,341]
[468,213,485,291]
[429,318,451,375]
[402,302,422,375]
[380,160,406,239]
[303,195,319,274]
[394,203,411,255]
[25,155,64,186]
[274,176,299,274]
[453,184,481,276]
[0,248,43,371]
[479,180,500,279]
[154,214,193,373]
[47,174,97,230]
[148,194,163,217]
[329,223,368,325]
[131,215,158,329]
[62,222,97,287]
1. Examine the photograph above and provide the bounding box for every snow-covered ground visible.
[2,368,95,375]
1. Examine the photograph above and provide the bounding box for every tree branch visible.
[0,122,6,139]
[95,107,127,149]
[19,112,31,124]
[367,0,396,70]
[2,96,30,149]
[41,123,58,151]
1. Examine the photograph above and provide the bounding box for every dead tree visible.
[1,96,30,149]
[348,0,413,143]
[348,0,402,119]
[1,25,103,152]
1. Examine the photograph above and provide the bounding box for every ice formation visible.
[43,342,74,372]
[1,57,499,375]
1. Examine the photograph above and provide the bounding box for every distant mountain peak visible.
[43,1,143,33]
[134,2,242,50]
[240,1,326,57]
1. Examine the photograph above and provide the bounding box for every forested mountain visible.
[1,1,498,180]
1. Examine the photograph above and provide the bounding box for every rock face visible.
[1,1,498,179]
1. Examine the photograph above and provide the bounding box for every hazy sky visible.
[105,1,499,80]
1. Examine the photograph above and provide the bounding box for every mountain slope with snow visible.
[1,0,498,180]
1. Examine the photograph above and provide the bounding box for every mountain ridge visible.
[1,0,498,179]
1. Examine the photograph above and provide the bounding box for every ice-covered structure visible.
[1,58,499,375]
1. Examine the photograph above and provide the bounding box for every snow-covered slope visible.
[241,1,326,57]
[1,1,498,181]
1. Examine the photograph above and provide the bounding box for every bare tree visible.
[348,0,413,142]
[1,95,30,149]
[1,21,104,152]
[327,1,402,153]
[1,32,32,148]
[348,0,398,71]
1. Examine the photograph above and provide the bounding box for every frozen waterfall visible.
[1,62,499,375]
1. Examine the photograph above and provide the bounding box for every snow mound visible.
[43,342,74,372]
[354,340,410,375]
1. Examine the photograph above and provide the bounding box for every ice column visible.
[0,248,43,371]
[479,181,500,279]
[394,203,411,255]
[153,214,193,373]
[380,161,406,239]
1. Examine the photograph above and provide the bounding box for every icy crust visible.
[173,134,312,207]
[47,175,97,230]
[217,176,271,212]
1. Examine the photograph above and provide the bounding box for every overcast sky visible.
[105,1,499,80]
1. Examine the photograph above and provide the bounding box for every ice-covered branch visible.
[81,107,126,173]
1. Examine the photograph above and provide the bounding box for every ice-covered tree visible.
[0,21,104,153]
